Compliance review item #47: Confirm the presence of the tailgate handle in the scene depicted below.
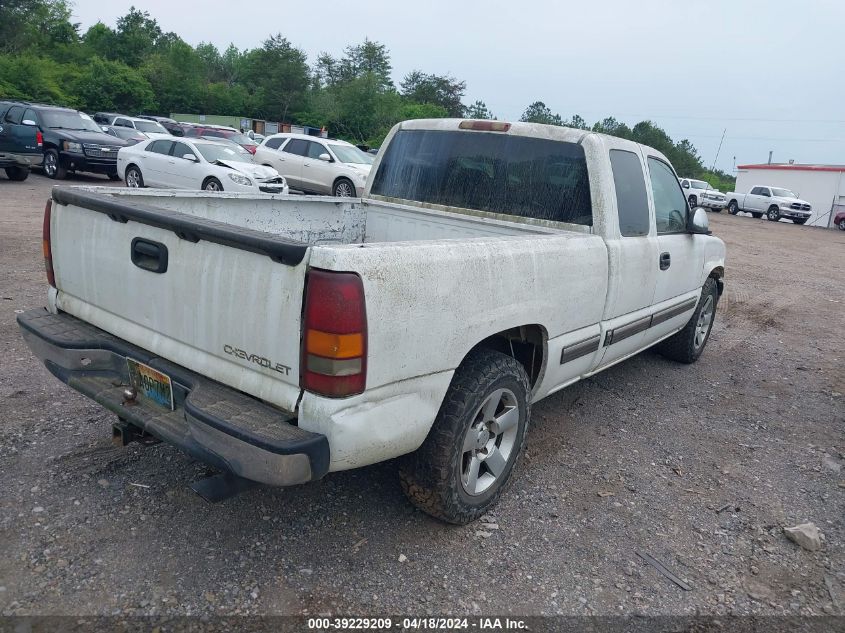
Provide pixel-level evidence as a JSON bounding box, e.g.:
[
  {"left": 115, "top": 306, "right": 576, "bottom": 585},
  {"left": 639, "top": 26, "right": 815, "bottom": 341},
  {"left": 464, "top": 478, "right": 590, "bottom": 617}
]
[{"left": 131, "top": 238, "right": 168, "bottom": 273}]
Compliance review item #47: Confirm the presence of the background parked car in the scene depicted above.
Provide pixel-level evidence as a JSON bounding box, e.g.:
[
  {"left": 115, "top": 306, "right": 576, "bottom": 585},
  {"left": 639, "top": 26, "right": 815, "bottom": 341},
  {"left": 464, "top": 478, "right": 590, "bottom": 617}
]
[
  {"left": 23, "top": 103, "right": 125, "bottom": 180},
  {"left": 97, "top": 115, "right": 171, "bottom": 137},
  {"left": 198, "top": 135, "right": 254, "bottom": 159},
  {"left": 255, "top": 133, "right": 374, "bottom": 196},
  {"left": 136, "top": 115, "right": 182, "bottom": 135},
  {"left": 118, "top": 137, "right": 288, "bottom": 194},
  {"left": 0, "top": 100, "right": 43, "bottom": 181},
  {"left": 834, "top": 210, "right": 845, "bottom": 230},
  {"left": 183, "top": 124, "right": 257, "bottom": 154},
  {"left": 101, "top": 125, "right": 148, "bottom": 146}
]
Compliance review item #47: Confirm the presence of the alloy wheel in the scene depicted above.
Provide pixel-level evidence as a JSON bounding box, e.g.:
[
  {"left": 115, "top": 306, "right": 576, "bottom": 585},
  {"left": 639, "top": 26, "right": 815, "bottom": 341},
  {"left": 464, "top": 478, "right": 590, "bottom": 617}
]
[{"left": 460, "top": 388, "right": 520, "bottom": 496}]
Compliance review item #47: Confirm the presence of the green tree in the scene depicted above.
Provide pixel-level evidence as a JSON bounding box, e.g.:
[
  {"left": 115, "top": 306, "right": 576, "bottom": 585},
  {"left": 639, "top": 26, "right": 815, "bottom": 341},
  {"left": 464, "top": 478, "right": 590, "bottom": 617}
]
[
  {"left": 465, "top": 100, "right": 494, "bottom": 119},
  {"left": 520, "top": 101, "right": 562, "bottom": 126},
  {"left": 240, "top": 34, "right": 309, "bottom": 121},
  {"left": 591, "top": 116, "right": 632, "bottom": 139},
  {"left": 73, "top": 57, "right": 154, "bottom": 112},
  {"left": 400, "top": 71, "right": 466, "bottom": 117},
  {"left": 112, "top": 7, "right": 162, "bottom": 66},
  {"left": 143, "top": 37, "right": 205, "bottom": 114},
  {"left": 0, "top": 0, "right": 78, "bottom": 56}
]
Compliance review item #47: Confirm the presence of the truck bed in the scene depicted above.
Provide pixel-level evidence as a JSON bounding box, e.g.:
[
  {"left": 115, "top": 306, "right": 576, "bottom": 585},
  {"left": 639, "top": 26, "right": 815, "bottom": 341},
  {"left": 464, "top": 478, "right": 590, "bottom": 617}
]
[{"left": 69, "top": 186, "right": 563, "bottom": 246}]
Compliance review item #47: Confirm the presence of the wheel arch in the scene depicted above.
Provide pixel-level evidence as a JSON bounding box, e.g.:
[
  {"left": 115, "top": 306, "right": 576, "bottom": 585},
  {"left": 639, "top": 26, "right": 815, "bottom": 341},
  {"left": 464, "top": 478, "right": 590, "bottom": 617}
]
[
  {"left": 708, "top": 266, "right": 725, "bottom": 296},
  {"left": 464, "top": 324, "right": 548, "bottom": 391}
]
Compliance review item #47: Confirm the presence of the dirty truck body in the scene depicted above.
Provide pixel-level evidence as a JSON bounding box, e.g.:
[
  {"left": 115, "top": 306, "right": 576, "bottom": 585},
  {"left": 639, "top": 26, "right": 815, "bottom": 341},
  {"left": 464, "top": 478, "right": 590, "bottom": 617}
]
[{"left": 18, "top": 119, "right": 726, "bottom": 523}]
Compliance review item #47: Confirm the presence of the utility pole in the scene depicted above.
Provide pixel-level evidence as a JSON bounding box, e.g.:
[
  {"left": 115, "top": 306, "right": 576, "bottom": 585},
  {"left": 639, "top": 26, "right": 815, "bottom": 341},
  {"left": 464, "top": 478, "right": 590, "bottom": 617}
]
[
  {"left": 710, "top": 128, "right": 727, "bottom": 172},
  {"left": 768, "top": 150, "right": 773, "bottom": 165}
]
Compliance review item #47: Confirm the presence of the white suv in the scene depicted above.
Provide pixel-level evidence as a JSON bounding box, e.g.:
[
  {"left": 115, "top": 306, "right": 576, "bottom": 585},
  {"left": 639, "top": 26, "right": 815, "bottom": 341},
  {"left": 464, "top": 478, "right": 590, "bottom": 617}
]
[{"left": 255, "top": 133, "right": 374, "bottom": 196}]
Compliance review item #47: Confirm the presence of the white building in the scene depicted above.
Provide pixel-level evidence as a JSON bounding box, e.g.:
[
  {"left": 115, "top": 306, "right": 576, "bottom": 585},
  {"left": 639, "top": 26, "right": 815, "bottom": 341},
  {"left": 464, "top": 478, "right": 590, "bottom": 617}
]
[{"left": 735, "top": 163, "right": 845, "bottom": 228}]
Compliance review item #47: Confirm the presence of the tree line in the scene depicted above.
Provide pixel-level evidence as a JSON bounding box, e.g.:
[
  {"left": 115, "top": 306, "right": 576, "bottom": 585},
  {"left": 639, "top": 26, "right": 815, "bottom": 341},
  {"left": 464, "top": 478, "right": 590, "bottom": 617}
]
[{"left": 0, "top": 0, "right": 733, "bottom": 190}]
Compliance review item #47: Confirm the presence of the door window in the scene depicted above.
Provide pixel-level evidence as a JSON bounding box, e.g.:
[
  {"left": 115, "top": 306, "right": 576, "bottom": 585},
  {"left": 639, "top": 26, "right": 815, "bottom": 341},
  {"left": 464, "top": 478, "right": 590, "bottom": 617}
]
[
  {"left": 647, "top": 157, "right": 688, "bottom": 234},
  {"left": 147, "top": 140, "right": 174, "bottom": 154},
  {"left": 610, "top": 149, "right": 650, "bottom": 237},
  {"left": 264, "top": 137, "right": 284, "bottom": 150},
  {"left": 172, "top": 142, "right": 195, "bottom": 160},
  {"left": 23, "top": 108, "right": 37, "bottom": 124},
  {"left": 306, "top": 141, "right": 328, "bottom": 160},
  {"left": 282, "top": 139, "right": 308, "bottom": 156},
  {"left": 750, "top": 186, "right": 762, "bottom": 195},
  {"left": 4, "top": 106, "right": 24, "bottom": 124}
]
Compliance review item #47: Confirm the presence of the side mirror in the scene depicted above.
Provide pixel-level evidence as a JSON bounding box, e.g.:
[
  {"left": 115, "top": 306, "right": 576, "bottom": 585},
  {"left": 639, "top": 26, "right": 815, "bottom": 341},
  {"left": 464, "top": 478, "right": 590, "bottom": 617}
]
[
  {"left": 318, "top": 153, "right": 332, "bottom": 162},
  {"left": 22, "top": 119, "right": 37, "bottom": 126},
  {"left": 688, "top": 207, "right": 710, "bottom": 234},
  {"left": 682, "top": 182, "right": 690, "bottom": 189},
  {"left": 183, "top": 153, "right": 198, "bottom": 161}
]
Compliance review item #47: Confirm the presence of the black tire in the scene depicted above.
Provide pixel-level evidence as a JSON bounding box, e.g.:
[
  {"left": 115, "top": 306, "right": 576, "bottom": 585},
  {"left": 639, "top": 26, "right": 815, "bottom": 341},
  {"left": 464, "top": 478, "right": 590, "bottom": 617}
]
[
  {"left": 688, "top": 195, "right": 697, "bottom": 208},
  {"left": 43, "top": 148, "right": 67, "bottom": 180},
  {"left": 655, "top": 277, "right": 718, "bottom": 364},
  {"left": 751, "top": 212, "right": 763, "bottom": 219},
  {"left": 792, "top": 218, "right": 807, "bottom": 225},
  {"left": 4, "top": 166, "right": 29, "bottom": 181},
  {"left": 125, "top": 165, "right": 144, "bottom": 188},
  {"left": 399, "top": 349, "right": 531, "bottom": 524},
  {"left": 332, "top": 177, "right": 355, "bottom": 197},
  {"left": 766, "top": 206, "right": 780, "bottom": 221},
  {"left": 838, "top": 219, "right": 845, "bottom": 231},
  {"left": 728, "top": 200, "right": 739, "bottom": 215},
  {"left": 203, "top": 177, "right": 223, "bottom": 191}
]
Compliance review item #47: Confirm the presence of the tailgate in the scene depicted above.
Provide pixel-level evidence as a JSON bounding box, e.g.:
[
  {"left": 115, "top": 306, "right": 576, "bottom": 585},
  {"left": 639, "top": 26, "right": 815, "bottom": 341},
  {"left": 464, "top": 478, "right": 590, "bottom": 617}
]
[{"left": 49, "top": 188, "right": 309, "bottom": 412}]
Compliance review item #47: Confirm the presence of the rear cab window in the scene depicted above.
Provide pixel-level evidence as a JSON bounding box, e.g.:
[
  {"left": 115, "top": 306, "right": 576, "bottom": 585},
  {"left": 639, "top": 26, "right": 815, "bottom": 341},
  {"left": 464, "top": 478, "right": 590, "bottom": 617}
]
[
  {"left": 370, "top": 129, "right": 593, "bottom": 226},
  {"left": 609, "top": 150, "right": 650, "bottom": 237}
]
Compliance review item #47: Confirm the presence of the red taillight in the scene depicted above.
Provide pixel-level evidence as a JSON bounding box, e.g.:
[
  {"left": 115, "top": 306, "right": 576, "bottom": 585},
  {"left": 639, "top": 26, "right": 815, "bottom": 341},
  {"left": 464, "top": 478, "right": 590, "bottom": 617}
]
[
  {"left": 301, "top": 269, "right": 367, "bottom": 397},
  {"left": 36, "top": 130, "right": 43, "bottom": 147},
  {"left": 246, "top": 145, "right": 257, "bottom": 154},
  {"left": 43, "top": 199, "right": 55, "bottom": 287}
]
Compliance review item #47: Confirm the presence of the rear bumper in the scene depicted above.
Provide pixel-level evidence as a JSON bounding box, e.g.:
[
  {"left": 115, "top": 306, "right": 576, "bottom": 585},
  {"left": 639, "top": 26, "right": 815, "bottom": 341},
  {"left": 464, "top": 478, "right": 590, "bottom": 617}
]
[{"left": 16, "top": 308, "right": 330, "bottom": 487}]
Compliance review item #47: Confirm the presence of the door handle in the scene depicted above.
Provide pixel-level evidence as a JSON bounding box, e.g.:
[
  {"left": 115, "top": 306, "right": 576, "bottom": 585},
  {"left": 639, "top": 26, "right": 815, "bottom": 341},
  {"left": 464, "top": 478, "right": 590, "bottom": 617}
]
[
  {"left": 659, "top": 252, "right": 671, "bottom": 270},
  {"left": 131, "top": 238, "right": 168, "bottom": 273}
]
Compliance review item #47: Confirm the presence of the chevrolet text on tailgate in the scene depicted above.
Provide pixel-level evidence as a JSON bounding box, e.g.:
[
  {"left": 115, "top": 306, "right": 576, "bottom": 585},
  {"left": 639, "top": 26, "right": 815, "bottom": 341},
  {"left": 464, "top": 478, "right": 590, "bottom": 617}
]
[{"left": 19, "top": 119, "right": 726, "bottom": 524}]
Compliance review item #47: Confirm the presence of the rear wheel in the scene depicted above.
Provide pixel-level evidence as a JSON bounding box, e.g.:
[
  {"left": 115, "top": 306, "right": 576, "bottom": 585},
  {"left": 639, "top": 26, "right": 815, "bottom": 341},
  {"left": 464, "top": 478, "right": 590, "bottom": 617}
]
[
  {"left": 203, "top": 177, "right": 223, "bottom": 191},
  {"left": 656, "top": 277, "right": 718, "bottom": 364},
  {"left": 125, "top": 165, "right": 144, "bottom": 188},
  {"left": 751, "top": 212, "right": 763, "bottom": 219},
  {"left": 728, "top": 200, "right": 739, "bottom": 215},
  {"left": 4, "top": 166, "right": 28, "bottom": 181},
  {"left": 399, "top": 348, "right": 530, "bottom": 524},
  {"left": 839, "top": 219, "right": 845, "bottom": 231},
  {"left": 43, "top": 149, "right": 67, "bottom": 180},
  {"left": 332, "top": 178, "right": 355, "bottom": 197},
  {"left": 767, "top": 206, "right": 780, "bottom": 221}
]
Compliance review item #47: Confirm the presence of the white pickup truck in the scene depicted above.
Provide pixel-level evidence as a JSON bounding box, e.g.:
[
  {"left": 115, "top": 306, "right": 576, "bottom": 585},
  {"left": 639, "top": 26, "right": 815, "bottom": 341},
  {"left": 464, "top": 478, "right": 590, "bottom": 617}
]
[
  {"left": 18, "top": 119, "right": 726, "bottom": 524},
  {"left": 726, "top": 185, "right": 812, "bottom": 223},
  {"left": 679, "top": 177, "right": 726, "bottom": 212}
]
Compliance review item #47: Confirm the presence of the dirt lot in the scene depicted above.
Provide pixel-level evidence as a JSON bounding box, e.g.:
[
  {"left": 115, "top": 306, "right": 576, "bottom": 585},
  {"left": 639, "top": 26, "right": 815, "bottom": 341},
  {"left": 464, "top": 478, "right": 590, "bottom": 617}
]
[{"left": 0, "top": 170, "right": 843, "bottom": 619}]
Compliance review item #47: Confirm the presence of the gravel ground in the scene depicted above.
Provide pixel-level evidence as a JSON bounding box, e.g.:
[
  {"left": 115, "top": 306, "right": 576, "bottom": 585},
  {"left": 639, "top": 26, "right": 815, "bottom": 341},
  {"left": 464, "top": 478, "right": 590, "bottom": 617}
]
[{"left": 0, "top": 171, "right": 843, "bottom": 618}]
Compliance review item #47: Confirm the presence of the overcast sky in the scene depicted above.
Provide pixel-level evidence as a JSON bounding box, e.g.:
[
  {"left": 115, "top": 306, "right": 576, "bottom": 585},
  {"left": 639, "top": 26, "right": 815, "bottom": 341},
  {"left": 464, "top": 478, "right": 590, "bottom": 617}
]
[{"left": 70, "top": 0, "right": 844, "bottom": 173}]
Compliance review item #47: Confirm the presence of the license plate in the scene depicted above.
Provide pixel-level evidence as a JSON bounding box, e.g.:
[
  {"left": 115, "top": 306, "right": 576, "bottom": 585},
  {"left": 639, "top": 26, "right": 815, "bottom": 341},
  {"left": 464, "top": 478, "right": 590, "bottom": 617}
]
[{"left": 126, "top": 358, "right": 174, "bottom": 410}]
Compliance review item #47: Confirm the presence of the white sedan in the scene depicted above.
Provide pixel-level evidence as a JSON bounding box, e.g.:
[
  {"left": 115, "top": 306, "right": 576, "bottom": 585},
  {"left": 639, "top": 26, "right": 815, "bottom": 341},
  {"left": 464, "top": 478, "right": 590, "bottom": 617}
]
[{"left": 117, "top": 138, "right": 289, "bottom": 194}]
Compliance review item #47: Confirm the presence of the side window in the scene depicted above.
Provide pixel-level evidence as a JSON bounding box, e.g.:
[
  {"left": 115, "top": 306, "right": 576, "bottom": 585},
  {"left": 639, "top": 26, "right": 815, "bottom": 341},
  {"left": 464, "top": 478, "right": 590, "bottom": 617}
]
[
  {"left": 760, "top": 188, "right": 770, "bottom": 197},
  {"left": 283, "top": 139, "right": 308, "bottom": 156},
  {"left": 147, "top": 140, "right": 174, "bottom": 154},
  {"left": 23, "top": 108, "right": 37, "bottom": 124},
  {"left": 5, "top": 106, "right": 24, "bottom": 124},
  {"left": 306, "top": 141, "right": 327, "bottom": 159},
  {"left": 172, "top": 142, "right": 195, "bottom": 159},
  {"left": 750, "top": 186, "right": 761, "bottom": 195},
  {"left": 647, "top": 157, "right": 688, "bottom": 234},
  {"left": 264, "top": 137, "right": 283, "bottom": 150},
  {"left": 610, "top": 150, "right": 650, "bottom": 237}
]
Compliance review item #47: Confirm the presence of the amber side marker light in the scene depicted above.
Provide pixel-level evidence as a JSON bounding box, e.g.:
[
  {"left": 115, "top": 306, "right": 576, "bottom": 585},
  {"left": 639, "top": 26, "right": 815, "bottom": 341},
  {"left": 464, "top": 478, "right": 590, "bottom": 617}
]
[{"left": 459, "top": 120, "right": 511, "bottom": 132}]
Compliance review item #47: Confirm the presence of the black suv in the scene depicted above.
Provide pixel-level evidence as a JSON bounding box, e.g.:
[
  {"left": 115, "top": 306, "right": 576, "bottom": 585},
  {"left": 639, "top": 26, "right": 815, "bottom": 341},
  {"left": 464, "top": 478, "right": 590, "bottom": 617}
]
[
  {"left": 0, "top": 101, "right": 43, "bottom": 181},
  {"left": 20, "top": 103, "right": 126, "bottom": 180}
]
